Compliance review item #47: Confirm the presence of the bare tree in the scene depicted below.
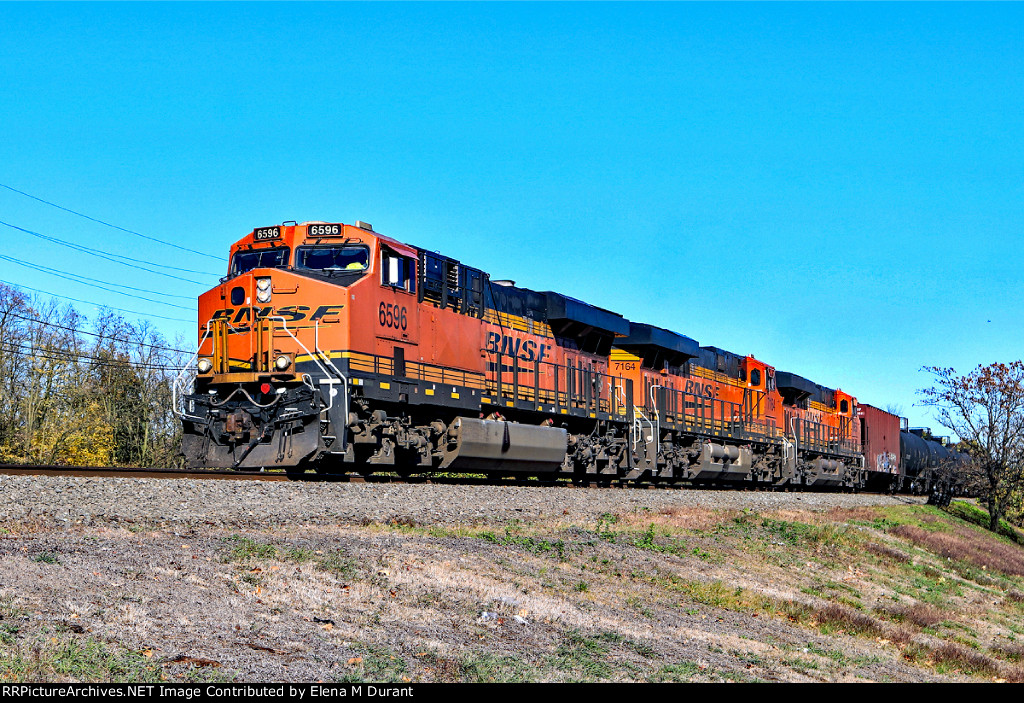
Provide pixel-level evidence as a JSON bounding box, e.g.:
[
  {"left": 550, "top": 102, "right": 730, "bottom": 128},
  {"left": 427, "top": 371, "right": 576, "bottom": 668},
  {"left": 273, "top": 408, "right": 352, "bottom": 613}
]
[
  {"left": 921, "top": 363, "right": 1024, "bottom": 531},
  {"left": 884, "top": 403, "right": 905, "bottom": 418}
]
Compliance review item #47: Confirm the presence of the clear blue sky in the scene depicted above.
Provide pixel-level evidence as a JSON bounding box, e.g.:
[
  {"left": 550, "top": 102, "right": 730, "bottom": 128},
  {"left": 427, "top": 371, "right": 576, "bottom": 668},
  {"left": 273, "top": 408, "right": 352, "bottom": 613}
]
[{"left": 2, "top": 3, "right": 1022, "bottom": 433}]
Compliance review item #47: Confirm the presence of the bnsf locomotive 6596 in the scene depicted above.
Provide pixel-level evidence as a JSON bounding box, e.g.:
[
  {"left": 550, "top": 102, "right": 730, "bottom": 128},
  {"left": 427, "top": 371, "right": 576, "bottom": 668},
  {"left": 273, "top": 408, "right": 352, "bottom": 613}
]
[{"left": 176, "top": 220, "right": 960, "bottom": 491}]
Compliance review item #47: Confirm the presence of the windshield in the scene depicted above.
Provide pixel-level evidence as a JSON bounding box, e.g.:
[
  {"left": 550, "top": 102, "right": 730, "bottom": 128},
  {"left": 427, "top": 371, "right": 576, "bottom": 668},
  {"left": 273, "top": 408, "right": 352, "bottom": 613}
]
[
  {"left": 231, "top": 247, "right": 290, "bottom": 276},
  {"left": 296, "top": 245, "right": 370, "bottom": 272}
]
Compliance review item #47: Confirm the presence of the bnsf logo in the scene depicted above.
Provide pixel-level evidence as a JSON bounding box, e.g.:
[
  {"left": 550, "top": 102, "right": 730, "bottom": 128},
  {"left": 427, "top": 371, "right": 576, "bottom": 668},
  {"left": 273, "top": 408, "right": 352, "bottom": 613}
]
[
  {"left": 684, "top": 380, "right": 719, "bottom": 398},
  {"left": 210, "top": 305, "right": 344, "bottom": 324},
  {"left": 485, "top": 332, "right": 549, "bottom": 363}
]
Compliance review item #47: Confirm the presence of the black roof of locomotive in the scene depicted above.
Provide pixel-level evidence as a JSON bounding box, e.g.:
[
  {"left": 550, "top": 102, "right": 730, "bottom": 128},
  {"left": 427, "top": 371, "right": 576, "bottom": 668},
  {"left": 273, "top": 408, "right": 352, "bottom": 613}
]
[
  {"left": 617, "top": 322, "right": 700, "bottom": 369},
  {"left": 543, "top": 291, "right": 629, "bottom": 337},
  {"left": 776, "top": 371, "right": 816, "bottom": 398},
  {"left": 619, "top": 323, "right": 699, "bottom": 355},
  {"left": 697, "top": 346, "right": 743, "bottom": 379},
  {"left": 484, "top": 279, "right": 628, "bottom": 355},
  {"left": 776, "top": 371, "right": 838, "bottom": 407}
]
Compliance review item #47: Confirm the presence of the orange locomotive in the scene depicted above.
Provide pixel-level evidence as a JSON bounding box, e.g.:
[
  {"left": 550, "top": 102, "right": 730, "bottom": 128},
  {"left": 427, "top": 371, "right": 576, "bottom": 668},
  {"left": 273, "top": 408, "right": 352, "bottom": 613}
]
[{"left": 177, "top": 220, "right": 863, "bottom": 486}]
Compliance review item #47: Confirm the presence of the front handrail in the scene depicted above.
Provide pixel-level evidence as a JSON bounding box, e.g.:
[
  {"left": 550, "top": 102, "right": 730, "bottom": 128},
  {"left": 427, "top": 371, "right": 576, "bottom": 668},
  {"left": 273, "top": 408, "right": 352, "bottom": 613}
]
[
  {"left": 172, "top": 320, "right": 212, "bottom": 421},
  {"left": 266, "top": 317, "right": 345, "bottom": 414}
]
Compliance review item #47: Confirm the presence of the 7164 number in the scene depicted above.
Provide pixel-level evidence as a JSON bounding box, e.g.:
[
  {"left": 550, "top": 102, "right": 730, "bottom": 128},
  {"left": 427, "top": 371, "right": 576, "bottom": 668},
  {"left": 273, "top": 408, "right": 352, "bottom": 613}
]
[{"left": 379, "top": 303, "right": 407, "bottom": 330}]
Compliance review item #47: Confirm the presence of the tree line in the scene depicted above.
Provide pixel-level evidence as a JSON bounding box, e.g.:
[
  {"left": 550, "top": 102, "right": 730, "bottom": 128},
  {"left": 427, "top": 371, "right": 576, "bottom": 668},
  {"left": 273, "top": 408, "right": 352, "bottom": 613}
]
[{"left": 0, "top": 283, "right": 189, "bottom": 467}]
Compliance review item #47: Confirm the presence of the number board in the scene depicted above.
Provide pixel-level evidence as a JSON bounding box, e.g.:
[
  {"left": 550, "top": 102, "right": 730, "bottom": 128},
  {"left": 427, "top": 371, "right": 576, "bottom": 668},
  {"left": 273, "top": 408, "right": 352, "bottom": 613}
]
[
  {"left": 308, "top": 223, "right": 342, "bottom": 237},
  {"left": 254, "top": 226, "right": 281, "bottom": 241}
]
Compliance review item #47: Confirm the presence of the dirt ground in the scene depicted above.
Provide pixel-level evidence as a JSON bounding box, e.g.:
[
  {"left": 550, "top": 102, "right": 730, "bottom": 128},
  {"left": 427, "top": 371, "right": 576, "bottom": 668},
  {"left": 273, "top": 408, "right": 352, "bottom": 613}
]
[{"left": 2, "top": 495, "right": 1023, "bottom": 683}]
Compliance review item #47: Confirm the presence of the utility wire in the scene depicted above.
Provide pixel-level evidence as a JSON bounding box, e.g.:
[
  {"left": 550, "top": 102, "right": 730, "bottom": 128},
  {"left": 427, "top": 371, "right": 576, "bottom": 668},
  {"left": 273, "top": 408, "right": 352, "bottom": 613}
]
[
  {"left": 0, "top": 181, "right": 222, "bottom": 261},
  {"left": 0, "top": 220, "right": 219, "bottom": 283},
  {"left": 4, "top": 282, "right": 194, "bottom": 323},
  {"left": 0, "top": 255, "right": 194, "bottom": 308},
  {"left": 0, "top": 342, "right": 184, "bottom": 372},
  {"left": 1, "top": 310, "right": 192, "bottom": 354},
  {"left": 3, "top": 339, "right": 183, "bottom": 366}
]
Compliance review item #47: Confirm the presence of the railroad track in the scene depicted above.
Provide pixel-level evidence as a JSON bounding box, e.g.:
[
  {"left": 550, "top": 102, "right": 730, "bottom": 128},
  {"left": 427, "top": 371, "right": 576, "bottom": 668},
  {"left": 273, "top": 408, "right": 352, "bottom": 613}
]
[
  {"left": 0, "top": 464, "right": 296, "bottom": 481},
  {"left": 0, "top": 464, "right": 913, "bottom": 496},
  {"left": 0, "top": 464, "right": 596, "bottom": 487},
  {"left": 0, "top": 464, "right": 515, "bottom": 485}
]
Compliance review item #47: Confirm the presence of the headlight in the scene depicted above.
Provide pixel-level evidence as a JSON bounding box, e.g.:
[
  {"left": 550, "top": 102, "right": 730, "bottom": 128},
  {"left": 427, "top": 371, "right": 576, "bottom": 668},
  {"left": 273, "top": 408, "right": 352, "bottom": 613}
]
[
  {"left": 275, "top": 355, "right": 292, "bottom": 371},
  {"left": 256, "top": 277, "right": 272, "bottom": 303},
  {"left": 197, "top": 359, "right": 213, "bottom": 373}
]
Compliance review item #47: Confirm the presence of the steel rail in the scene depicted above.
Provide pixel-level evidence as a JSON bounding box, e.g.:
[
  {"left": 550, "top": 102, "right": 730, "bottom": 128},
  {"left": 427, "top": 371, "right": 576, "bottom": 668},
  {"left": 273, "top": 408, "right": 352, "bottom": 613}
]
[
  {"left": 0, "top": 463, "right": 913, "bottom": 496},
  {"left": 0, "top": 464, "right": 294, "bottom": 481}
]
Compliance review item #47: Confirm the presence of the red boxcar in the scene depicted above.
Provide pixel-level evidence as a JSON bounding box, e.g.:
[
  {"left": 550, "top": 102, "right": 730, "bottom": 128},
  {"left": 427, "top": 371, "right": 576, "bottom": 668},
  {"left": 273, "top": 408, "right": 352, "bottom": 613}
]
[{"left": 858, "top": 404, "right": 901, "bottom": 491}]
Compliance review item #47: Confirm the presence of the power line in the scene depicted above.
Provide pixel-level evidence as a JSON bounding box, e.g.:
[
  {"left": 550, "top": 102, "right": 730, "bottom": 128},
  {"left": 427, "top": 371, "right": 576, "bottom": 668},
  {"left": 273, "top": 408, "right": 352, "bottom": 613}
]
[
  {"left": 0, "top": 220, "right": 219, "bottom": 283},
  {"left": 5, "top": 281, "right": 194, "bottom": 323},
  {"left": 0, "top": 255, "right": 194, "bottom": 309},
  {"left": 0, "top": 181, "right": 223, "bottom": 261},
  {"left": 1, "top": 341, "right": 185, "bottom": 372},
  {"left": 0, "top": 255, "right": 193, "bottom": 299},
  {"left": 1, "top": 310, "right": 192, "bottom": 354}
]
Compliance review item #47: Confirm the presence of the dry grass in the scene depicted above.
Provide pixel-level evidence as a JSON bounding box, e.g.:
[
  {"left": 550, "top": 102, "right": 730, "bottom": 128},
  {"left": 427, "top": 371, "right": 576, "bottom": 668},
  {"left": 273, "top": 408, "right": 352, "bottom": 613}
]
[
  {"left": 890, "top": 524, "right": 1024, "bottom": 576},
  {"left": 616, "top": 507, "right": 738, "bottom": 531},
  {"left": 812, "top": 603, "right": 908, "bottom": 643},
  {"left": 0, "top": 516, "right": 54, "bottom": 536},
  {"left": 1004, "top": 590, "right": 1024, "bottom": 603},
  {"left": 823, "top": 507, "right": 886, "bottom": 523},
  {"left": 901, "top": 641, "right": 1024, "bottom": 683},
  {"left": 932, "top": 643, "right": 1010, "bottom": 679},
  {"left": 874, "top": 603, "right": 947, "bottom": 628},
  {"left": 864, "top": 541, "right": 913, "bottom": 564},
  {"left": 991, "top": 642, "right": 1024, "bottom": 663}
]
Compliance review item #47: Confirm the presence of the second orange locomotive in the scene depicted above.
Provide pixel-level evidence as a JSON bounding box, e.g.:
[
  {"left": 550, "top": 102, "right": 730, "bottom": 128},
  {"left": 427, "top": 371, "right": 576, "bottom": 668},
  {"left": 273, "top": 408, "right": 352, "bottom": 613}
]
[{"left": 179, "top": 220, "right": 863, "bottom": 487}]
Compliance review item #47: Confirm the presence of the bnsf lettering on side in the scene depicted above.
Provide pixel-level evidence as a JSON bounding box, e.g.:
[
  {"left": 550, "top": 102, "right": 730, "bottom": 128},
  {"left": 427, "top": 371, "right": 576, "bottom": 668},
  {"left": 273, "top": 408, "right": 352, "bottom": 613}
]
[{"left": 485, "top": 332, "right": 549, "bottom": 363}]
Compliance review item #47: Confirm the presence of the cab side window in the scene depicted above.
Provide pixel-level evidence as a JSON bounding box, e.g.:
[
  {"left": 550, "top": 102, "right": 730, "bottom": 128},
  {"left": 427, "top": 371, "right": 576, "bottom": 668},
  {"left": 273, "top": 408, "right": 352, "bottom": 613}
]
[
  {"left": 750, "top": 369, "right": 761, "bottom": 387},
  {"left": 382, "top": 251, "right": 416, "bottom": 294}
]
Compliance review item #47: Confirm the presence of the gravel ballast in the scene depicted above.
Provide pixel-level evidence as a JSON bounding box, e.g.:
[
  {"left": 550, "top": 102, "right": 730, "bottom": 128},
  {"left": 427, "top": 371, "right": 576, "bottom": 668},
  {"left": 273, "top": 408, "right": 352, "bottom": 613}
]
[{"left": 0, "top": 475, "right": 924, "bottom": 528}]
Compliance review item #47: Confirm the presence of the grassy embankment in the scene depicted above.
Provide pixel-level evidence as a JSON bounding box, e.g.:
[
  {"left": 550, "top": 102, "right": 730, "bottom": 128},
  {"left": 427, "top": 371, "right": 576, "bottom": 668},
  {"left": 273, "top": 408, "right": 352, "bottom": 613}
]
[{"left": 2, "top": 498, "right": 1023, "bottom": 683}]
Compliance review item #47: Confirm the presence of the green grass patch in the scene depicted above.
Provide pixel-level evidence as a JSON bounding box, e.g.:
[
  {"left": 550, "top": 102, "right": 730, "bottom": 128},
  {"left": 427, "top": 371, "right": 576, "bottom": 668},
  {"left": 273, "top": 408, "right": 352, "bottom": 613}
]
[
  {"left": 595, "top": 513, "right": 619, "bottom": 542},
  {"left": 945, "top": 500, "right": 1024, "bottom": 545},
  {"left": 547, "top": 630, "right": 616, "bottom": 681},
  {"left": 455, "top": 652, "right": 537, "bottom": 683},
  {"left": 478, "top": 531, "right": 569, "bottom": 560},
  {"left": 219, "top": 536, "right": 356, "bottom": 578},
  {"left": 338, "top": 643, "right": 409, "bottom": 683},
  {"left": 314, "top": 550, "right": 358, "bottom": 578},
  {"left": 0, "top": 632, "right": 172, "bottom": 683},
  {"left": 758, "top": 517, "right": 853, "bottom": 549},
  {"left": 648, "top": 661, "right": 700, "bottom": 682},
  {"left": 0, "top": 624, "right": 19, "bottom": 645},
  {"left": 221, "top": 535, "right": 277, "bottom": 562}
]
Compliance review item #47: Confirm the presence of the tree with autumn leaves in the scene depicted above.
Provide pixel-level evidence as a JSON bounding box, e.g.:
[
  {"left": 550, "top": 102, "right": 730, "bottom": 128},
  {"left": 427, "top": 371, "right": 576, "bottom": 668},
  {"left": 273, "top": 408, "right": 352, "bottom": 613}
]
[
  {"left": 0, "top": 283, "right": 188, "bottom": 468},
  {"left": 921, "top": 362, "right": 1024, "bottom": 533}
]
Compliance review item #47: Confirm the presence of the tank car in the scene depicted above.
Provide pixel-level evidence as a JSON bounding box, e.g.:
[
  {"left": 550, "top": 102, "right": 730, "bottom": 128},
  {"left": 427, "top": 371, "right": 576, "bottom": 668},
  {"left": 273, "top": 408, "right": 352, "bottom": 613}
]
[{"left": 175, "top": 220, "right": 875, "bottom": 487}]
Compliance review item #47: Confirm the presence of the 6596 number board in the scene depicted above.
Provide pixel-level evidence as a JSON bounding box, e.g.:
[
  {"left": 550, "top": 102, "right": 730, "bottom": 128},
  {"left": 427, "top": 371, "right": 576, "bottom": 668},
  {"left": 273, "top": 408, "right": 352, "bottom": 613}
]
[
  {"left": 253, "top": 226, "right": 281, "bottom": 241},
  {"left": 308, "top": 223, "right": 342, "bottom": 237}
]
